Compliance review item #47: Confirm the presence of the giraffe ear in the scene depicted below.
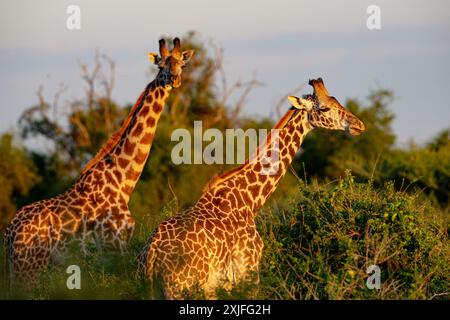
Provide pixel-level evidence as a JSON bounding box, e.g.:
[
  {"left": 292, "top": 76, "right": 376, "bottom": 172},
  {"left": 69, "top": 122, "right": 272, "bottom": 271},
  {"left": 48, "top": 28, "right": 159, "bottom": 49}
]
[
  {"left": 148, "top": 52, "right": 160, "bottom": 65},
  {"left": 288, "top": 96, "right": 304, "bottom": 109},
  {"left": 288, "top": 95, "right": 313, "bottom": 111},
  {"left": 181, "top": 50, "right": 194, "bottom": 63}
]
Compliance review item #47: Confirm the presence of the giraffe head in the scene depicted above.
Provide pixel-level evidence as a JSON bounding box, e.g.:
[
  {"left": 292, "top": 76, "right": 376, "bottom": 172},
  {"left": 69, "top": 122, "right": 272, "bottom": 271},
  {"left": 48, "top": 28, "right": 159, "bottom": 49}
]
[
  {"left": 288, "top": 78, "right": 365, "bottom": 136},
  {"left": 148, "top": 37, "right": 194, "bottom": 88}
]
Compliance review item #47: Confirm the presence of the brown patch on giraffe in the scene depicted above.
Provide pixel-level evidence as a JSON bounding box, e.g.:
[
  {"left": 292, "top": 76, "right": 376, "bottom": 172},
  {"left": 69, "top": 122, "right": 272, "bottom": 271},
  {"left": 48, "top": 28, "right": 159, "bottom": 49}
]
[
  {"left": 146, "top": 116, "right": 156, "bottom": 127},
  {"left": 72, "top": 198, "right": 87, "bottom": 207},
  {"left": 228, "top": 193, "right": 237, "bottom": 207},
  {"left": 124, "top": 140, "right": 136, "bottom": 156},
  {"left": 113, "top": 169, "right": 122, "bottom": 181},
  {"left": 139, "top": 106, "right": 150, "bottom": 117},
  {"left": 242, "top": 191, "right": 252, "bottom": 206},
  {"left": 258, "top": 171, "right": 268, "bottom": 183},
  {"left": 178, "top": 229, "right": 187, "bottom": 240},
  {"left": 112, "top": 208, "right": 124, "bottom": 220},
  {"left": 152, "top": 102, "right": 163, "bottom": 113},
  {"left": 247, "top": 171, "right": 257, "bottom": 184},
  {"left": 288, "top": 144, "right": 296, "bottom": 156},
  {"left": 75, "top": 183, "right": 87, "bottom": 196},
  {"left": 283, "top": 156, "right": 291, "bottom": 169},
  {"left": 104, "top": 187, "right": 118, "bottom": 203},
  {"left": 105, "top": 171, "right": 119, "bottom": 188},
  {"left": 278, "top": 139, "right": 285, "bottom": 150},
  {"left": 92, "top": 173, "right": 103, "bottom": 190},
  {"left": 292, "top": 130, "right": 301, "bottom": 142},
  {"left": 118, "top": 157, "right": 130, "bottom": 169},
  {"left": 135, "top": 148, "right": 148, "bottom": 165},
  {"left": 122, "top": 185, "right": 133, "bottom": 195},
  {"left": 218, "top": 200, "right": 231, "bottom": 213},
  {"left": 237, "top": 228, "right": 246, "bottom": 237},
  {"left": 197, "top": 230, "right": 206, "bottom": 243},
  {"left": 96, "top": 161, "right": 105, "bottom": 171},
  {"left": 299, "top": 124, "right": 304, "bottom": 134},
  {"left": 126, "top": 168, "right": 141, "bottom": 181},
  {"left": 120, "top": 201, "right": 128, "bottom": 212},
  {"left": 204, "top": 220, "right": 214, "bottom": 233},
  {"left": 284, "top": 134, "right": 292, "bottom": 145},
  {"left": 212, "top": 196, "right": 222, "bottom": 207},
  {"left": 214, "top": 228, "right": 224, "bottom": 241},
  {"left": 89, "top": 193, "right": 105, "bottom": 206},
  {"left": 262, "top": 182, "right": 272, "bottom": 197},
  {"left": 233, "top": 189, "right": 245, "bottom": 207},
  {"left": 248, "top": 184, "right": 261, "bottom": 198},
  {"left": 235, "top": 176, "right": 247, "bottom": 189},
  {"left": 132, "top": 122, "right": 144, "bottom": 137},
  {"left": 187, "top": 232, "right": 198, "bottom": 242},
  {"left": 146, "top": 95, "right": 153, "bottom": 104},
  {"left": 154, "top": 89, "right": 160, "bottom": 99},
  {"left": 140, "top": 132, "right": 154, "bottom": 145}
]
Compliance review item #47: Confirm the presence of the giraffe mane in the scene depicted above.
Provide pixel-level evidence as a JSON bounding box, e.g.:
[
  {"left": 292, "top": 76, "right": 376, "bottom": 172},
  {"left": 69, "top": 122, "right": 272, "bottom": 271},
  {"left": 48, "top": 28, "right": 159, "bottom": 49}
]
[
  {"left": 80, "top": 91, "right": 146, "bottom": 175},
  {"left": 202, "top": 166, "right": 242, "bottom": 193},
  {"left": 203, "top": 107, "right": 298, "bottom": 192}
]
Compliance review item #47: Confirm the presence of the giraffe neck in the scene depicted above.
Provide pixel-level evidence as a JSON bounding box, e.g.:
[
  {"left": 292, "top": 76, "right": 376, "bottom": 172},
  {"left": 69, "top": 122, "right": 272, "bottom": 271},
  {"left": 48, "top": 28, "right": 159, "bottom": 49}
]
[
  {"left": 205, "top": 108, "right": 312, "bottom": 216},
  {"left": 75, "top": 78, "right": 171, "bottom": 204}
]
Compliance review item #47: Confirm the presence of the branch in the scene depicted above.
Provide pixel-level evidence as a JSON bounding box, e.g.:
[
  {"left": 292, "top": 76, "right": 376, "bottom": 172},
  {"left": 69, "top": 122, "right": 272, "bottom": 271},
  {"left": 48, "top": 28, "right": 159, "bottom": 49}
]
[{"left": 275, "top": 84, "right": 306, "bottom": 118}]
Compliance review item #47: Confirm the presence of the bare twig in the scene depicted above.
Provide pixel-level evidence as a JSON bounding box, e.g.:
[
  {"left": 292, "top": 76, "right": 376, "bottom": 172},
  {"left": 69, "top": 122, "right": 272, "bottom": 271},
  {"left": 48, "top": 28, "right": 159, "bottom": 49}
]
[
  {"left": 79, "top": 50, "right": 102, "bottom": 110},
  {"left": 229, "top": 77, "right": 264, "bottom": 125},
  {"left": 275, "top": 84, "right": 306, "bottom": 118}
]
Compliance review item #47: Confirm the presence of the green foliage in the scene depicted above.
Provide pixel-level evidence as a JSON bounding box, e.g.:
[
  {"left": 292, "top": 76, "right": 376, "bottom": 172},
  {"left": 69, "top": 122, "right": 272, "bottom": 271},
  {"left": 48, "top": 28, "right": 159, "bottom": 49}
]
[
  {"left": 257, "top": 173, "right": 449, "bottom": 299},
  {"left": 378, "top": 131, "right": 450, "bottom": 209},
  {"left": 0, "top": 133, "right": 40, "bottom": 229}
]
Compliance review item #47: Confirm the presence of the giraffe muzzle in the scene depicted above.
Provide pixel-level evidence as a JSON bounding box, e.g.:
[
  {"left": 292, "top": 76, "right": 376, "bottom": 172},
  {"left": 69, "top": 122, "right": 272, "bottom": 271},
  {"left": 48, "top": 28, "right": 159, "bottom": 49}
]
[{"left": 348, "top": 120, "right": 366, "bottom": 136}]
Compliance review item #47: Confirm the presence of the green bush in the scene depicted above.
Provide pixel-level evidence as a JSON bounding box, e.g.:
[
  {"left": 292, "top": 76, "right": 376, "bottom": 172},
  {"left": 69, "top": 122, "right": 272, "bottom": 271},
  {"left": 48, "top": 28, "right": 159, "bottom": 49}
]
[
  {"left": 257, "top": 172, "right": 449, "bottom": 299},
  {"left": 378, "top": 131, "right": 450, "bottom": 209}
]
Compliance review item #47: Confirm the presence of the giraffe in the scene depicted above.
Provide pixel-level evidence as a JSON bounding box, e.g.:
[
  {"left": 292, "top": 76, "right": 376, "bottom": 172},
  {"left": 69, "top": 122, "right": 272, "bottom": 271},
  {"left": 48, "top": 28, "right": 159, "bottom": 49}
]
[
  {"left": 138, "top": 78, "right": 366, "bottom": 299},
  {"left": 4, "top": 37, "right": 194, "bottom": 285}
]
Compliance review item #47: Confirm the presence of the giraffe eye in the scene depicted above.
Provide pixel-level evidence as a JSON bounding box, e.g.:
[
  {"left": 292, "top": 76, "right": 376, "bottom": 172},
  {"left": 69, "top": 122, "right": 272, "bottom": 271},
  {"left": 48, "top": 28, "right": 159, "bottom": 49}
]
[{"left": 320, "top": 106, "right": 330, "bottom": 112}]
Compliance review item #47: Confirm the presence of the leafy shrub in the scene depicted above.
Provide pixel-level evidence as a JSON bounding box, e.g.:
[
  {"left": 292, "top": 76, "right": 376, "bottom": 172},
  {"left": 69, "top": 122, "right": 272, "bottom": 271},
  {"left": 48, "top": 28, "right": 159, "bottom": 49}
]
[{"left": 257, "top": 172, "right": 449, "bottom": 299}]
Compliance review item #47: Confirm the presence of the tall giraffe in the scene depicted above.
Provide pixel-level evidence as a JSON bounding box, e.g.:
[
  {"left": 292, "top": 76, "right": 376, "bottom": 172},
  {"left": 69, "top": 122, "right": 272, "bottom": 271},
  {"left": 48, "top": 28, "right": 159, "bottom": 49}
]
[
  {"left": 138, "top": 78, "right": 366, "bottom": 299},
  {"left": 4, "top": 38, "right": 194, "bottom": 284}
]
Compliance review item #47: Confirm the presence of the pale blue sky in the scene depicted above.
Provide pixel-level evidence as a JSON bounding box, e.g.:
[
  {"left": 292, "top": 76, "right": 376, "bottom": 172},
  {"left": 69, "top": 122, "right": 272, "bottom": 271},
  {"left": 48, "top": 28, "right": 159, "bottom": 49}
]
[{"left": 0, "top": 0, "right": 449, "bottom": 146}]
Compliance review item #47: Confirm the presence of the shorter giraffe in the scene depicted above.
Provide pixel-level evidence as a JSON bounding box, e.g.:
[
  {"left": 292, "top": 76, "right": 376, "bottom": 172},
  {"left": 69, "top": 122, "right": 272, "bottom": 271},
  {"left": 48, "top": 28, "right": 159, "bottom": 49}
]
[{"left": 138, "top": 78, "right": 366, "bottom": 299}]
